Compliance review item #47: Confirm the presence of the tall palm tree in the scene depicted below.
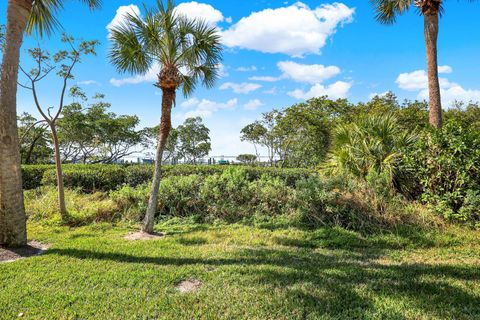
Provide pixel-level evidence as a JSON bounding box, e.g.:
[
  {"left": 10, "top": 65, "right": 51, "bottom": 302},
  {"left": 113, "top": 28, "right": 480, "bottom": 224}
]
[
  {"left": 109, "top": 0, "right": 222, "bottom": 234},
  {"left": 0, "top": 0, "right": 101, "bottom": 246},
  {"left": 370, "top": 0, "right": 446, "bottom": 128}
]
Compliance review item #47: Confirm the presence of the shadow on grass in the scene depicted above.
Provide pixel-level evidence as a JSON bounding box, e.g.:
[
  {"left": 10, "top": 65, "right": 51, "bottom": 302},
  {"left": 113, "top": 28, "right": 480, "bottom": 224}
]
[{"left": 46, "top": 244, "right": 480, "bottom": 319}]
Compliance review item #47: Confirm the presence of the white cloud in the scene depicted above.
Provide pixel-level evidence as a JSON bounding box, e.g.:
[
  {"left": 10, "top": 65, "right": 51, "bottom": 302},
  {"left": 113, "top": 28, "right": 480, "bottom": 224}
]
[
  {"left": 396, "top": 66, "right": 454, "bottom": 91},
  {"left": 174, "top": 1, "right": 225, "bottom": 25},
  {"left": 236, "top": 65, "right": 257, "bottom": 72},
  {"left": 249, "top": 75, "right": 284, "bottom": 82},
  {"left": 278, "top": 61, "right": 340, "bottom": 84},
  {"left": 181, "top": 97, "right": 238, "bottom": 118},
  {"left": 217, "top": 63, "right": 229, "bottom": 78},
  {"left": 438, "top": 65, "right": 453, "bottom": 74},
  {"left": 221, "top": 2, "right": 354, "bottom": 57},
  {"left": 243, "top": 99, "right": 264, "bottom": 110},
  {"left": 396, "top": 66, "right": 480, "bottom": 106},
  {"left": 288, "top": 81, "right": 352, "bottom": 100},
  {"left": 77, "top": 80, "right": 100, "bottom": 86},
  {"left": 368, "top": 92, "right": 389, "bottom": 100},
  {"left": 110, "top": 63, "right": 159, "bottom": 87},
  {"left": 263, "top": 87, "right": 278, "bottom": 95},
  {"left": 107, "top": 4, "right": 140, "bottom": 36},
  {"left": 220, "top": 82, "right": 262, "bottom": 94}
]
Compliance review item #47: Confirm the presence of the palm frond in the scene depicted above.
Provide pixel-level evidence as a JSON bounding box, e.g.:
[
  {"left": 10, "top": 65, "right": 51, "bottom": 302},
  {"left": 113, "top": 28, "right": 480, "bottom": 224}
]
[{"left": 370, "top": 0, "right": 413, "bottom": 24}]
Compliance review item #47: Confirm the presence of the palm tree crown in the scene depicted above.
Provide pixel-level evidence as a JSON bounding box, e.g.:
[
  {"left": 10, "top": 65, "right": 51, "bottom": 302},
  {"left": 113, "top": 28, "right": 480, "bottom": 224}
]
[
  {"left": 370, "top": 0, "right": 443, "bottom": 23},
  {"left": 108, "top": 0, "right": 222, "bottom": 97},
  {"left": 27, "top": 0, "right": 102, "bottom": 36}
]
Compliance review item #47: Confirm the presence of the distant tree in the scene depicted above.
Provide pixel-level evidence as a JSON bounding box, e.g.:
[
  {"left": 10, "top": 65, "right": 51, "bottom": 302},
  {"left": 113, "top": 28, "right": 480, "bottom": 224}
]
[
  {"left": 142, "top": 126, "right": 179, "bottom": 163},
  {"left": 177, "top": 117, "right": 211, "bottom": 164},
  {"left": 275, "top": 99, "right": 332, "bottom": 167},
  {"left": 18, "top": 35, "right": 98, "bottom": 219},
  {"left": 109, "top": 0, "right": 223, "bottom": 234},
  {"left": 18, "top": 113, "right": 52, "bottom": 164},
  {"left": 240, "top": 122, "right": 266, "bottom": 161},
  {"left": 241, "top": 111, "right": 282, "bottom": 166},
  {"left": 236, "top": 154, "right": 257, "bottom": 165},
  {"left": 58, "top": 93, "right": 144, "bottom": 164}
]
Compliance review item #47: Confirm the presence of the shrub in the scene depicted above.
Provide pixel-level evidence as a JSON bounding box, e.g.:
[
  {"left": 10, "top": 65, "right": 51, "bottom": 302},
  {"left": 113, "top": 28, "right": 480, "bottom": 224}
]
[
  {"left": 402, "top": 121, "right": 480, "bottom": 225},
  {"left": 23, "top": 164, "right": 315, "bottom": 192},
  {"left": 22, "top": 164, "right": 53, "bottom": 189},
  {"left": 42, "top": 165, "right": 127, "bottom": 192}
]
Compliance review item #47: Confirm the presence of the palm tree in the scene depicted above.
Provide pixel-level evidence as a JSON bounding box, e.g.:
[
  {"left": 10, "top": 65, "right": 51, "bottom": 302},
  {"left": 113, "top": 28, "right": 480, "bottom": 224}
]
[
  {"left": 328, "top": 114, "right": 418, "bottom": 185},
  {"left": 0, "top": 0, "right": 101, "bottom": 246},
  {"left": 109, "top": 0, "right": 222, "bottom": 234},
  {"left": 370, "top": 0, "right": 446, "bottom": 128}
]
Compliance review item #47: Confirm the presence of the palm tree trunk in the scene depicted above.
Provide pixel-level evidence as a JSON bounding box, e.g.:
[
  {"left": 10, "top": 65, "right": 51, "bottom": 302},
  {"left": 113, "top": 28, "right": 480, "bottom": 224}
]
[
  {"left": 142, "top": 88, "right": 174, "bottom": 234},
  {"left": 424, "top": 12, "right": 442, "bottom": 128},
  {"left": 50, "top": 124, "right": 68, "bottom": 220},
  {"left": 0, "top": 0, "right": 32, "bottom": 246}
]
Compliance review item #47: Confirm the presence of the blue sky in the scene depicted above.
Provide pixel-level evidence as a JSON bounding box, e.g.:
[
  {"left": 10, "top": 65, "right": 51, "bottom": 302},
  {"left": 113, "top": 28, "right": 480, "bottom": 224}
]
[{"left": 1, "top": 0, "right": 480, "bottom": 156}]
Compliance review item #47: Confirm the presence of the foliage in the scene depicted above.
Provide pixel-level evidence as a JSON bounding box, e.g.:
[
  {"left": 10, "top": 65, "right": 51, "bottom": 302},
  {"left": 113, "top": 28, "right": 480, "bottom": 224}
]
[
  {"left": 58, "top": 92, "right": 144, "bottom": 163},
  {"left": 108, "top": 0, "right": 222, "bottom": 97},
  {"left": 236, "top": 154, "right": 257, "bottom": 164},
  {"left": 25, "top": 187, "right": 116, "bottom": 226},
  {"left": 275, "top": 98, "right": 333, "bottom": 167},
  {"left": 176, "top": 117, "right": 211, "bottom": 163},
  {"left": 402, "top": 121, "right": 480, "bottom": 225},
  {"left": 327, "top": 113, "right": 418, "bottom": 190},
  {"left": 24, "top": 164, "right": 315, "bottom": 192},
  {"left": 18, "top": 112, "right": 52, "bottom": 164}
]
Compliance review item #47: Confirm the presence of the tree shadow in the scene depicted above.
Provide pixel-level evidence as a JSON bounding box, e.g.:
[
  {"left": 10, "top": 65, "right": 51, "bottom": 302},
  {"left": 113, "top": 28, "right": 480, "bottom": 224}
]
[{"left": 45, "top": 244, "right": 480, "bottom": 319}]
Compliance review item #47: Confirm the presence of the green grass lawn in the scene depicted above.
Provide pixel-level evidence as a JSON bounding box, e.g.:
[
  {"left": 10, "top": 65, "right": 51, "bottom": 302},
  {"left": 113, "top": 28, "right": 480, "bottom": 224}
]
[{"left": 1, "top": 220, "right": 479, "bottom": 319}]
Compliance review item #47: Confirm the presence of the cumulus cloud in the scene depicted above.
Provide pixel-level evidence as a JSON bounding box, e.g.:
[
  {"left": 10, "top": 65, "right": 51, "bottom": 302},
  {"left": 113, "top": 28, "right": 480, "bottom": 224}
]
[
  {"left": 236, "top": 65, "right": 258, "bottom": 72},
  {"left": 278, "top": 61, "right": 340, "bottom": 84},
  {"left": 107, "top": 4, "right": 140, "bottom": 36},
  {"left": 77, "top": 80, "right": 100, "bottom": 86},
  {"left": 249, "top": 61, "right": 341, "bottom": 84},
  {"left": 368, "top": 92, "right": 389, "bottom": 100},
  {"left": 110, "top": 63, "right": 159, "bottom": 87},
  {"left": 396, "top": 66, "right": 480, "bottom": 106},
  {"left": 288, "top": 81, "right": 352, "bottom": 100},
  {"left": 243, "top": 99, "right": 264, "bottom": 110},
  {"left": 221, "top": 2, "right": 354, "bottom": 57},
  {"left": 180, "top": 97, "right": 238, "bottom": 118},
  {"left": 220, "top": 82, "right": 262, "bottom": 94},
  {"left": 174, "top": 1, "right": 225, "bottom": 25},
  {"left": 249, "top": 75, "right": 283, "bottom": 82}
]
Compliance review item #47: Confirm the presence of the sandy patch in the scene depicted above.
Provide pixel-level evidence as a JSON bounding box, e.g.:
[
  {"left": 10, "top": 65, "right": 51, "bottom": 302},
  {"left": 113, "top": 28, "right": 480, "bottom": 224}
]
[
  {"left": 0, "top": 241, "right": 50, "bottom": 263},
  {"left": 176, "top": 279, "right": 202, "bottom": 293},
  {"left": 124, "top": 231, "right": 165, "bottom": 241}
]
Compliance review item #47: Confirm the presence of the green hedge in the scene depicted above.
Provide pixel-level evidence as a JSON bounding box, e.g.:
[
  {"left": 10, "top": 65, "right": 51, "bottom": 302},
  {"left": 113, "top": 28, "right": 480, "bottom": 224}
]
[{"left": 22, "top": 164, "right": 315, "bottom": 192}]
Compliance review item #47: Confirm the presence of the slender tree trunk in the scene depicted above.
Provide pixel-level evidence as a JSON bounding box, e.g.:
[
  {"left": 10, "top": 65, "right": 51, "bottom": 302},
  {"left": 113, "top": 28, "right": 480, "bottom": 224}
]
[
  {"left": 424, "top": 13, "right": 442, "bottom": 128},
  {"left": 0, "top": 0, "right": 32, "bottom": 247},
  {"left": 142, "top": 88, "right": 174, "bottom": 234},
  {"left": 24, "top": 134, "right": 42, "bottom": 164},
  {"left": 50, "top": 124, "right": 68, "bottom": 220}
]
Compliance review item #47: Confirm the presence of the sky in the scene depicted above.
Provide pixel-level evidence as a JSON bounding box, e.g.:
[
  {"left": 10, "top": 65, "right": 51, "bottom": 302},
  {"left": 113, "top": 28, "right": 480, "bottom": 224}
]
[{"left": 1, "top": 0, "right": 480, "bottom": 157}]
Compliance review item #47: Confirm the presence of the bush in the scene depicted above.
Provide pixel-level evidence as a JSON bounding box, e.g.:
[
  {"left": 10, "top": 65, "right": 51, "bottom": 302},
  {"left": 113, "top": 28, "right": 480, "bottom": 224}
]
[
  {"left": 402, "top": 121, "right": 480, "bottom": 225},
  {"left": 22, "top": 164, "right": 53, "bottom": 189},
  {"left": 23, "top": 164, "right": 314, "bottom": 192},
  {"left": 42, "top": 165, "right": 127, "bottom": 192}
]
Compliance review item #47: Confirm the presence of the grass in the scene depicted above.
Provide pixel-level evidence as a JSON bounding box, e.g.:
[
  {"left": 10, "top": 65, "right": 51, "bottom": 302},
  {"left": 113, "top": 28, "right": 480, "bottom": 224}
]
[{"left": 1, "top": 219, "right": 479, "bottom": 319}]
